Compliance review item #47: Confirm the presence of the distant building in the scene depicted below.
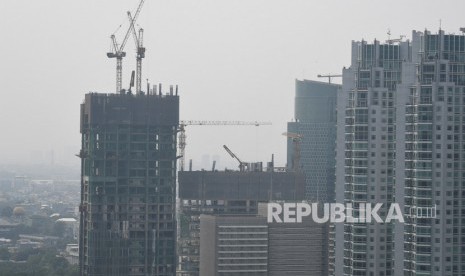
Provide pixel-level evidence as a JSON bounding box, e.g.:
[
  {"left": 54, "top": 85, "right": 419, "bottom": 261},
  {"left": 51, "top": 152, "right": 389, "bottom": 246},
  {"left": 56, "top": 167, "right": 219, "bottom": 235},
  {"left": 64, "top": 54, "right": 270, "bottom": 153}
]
[
  {"left": 17, "top": 234, "right": 60, "bottom": 248},
  {"left": 177, "top": 168, "right": 305, "bottom": 276},
  {"left": 287, "top": 79, "right": 339, "bottom": 276},
  {"left": 56, "top": 218, "right": 78, "bottom": 239},
  {"left": 64, "top": 244, "right": 79, "bottom": 265},
  {"left": 79, "top": 91, "right": 179, "bottom": 276},
  {"left": 200, "top": 215, "right": 268, "bottom": 276},
  {"left": 267, "top": 211, "right": 328, "bottom": 276},
  {"left": 287, "top": 79, "right": 340, "bottom": 202},
  {"left": 0, "top": 218, "right": 20, "bottom": 237},
  {"left": 199, "top": 206, "right": 328, "bottom": 276}
]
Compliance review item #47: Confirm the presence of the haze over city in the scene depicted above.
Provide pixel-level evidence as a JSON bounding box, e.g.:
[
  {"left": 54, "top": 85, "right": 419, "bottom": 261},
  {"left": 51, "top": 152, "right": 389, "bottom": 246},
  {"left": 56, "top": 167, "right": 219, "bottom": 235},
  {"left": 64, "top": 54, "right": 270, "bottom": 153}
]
[
  {"left": 2, "top": 1, "right": 465, "bottom": 276},
  {"left": 1, "top": 0, "right": 464, "bottom": 170}
]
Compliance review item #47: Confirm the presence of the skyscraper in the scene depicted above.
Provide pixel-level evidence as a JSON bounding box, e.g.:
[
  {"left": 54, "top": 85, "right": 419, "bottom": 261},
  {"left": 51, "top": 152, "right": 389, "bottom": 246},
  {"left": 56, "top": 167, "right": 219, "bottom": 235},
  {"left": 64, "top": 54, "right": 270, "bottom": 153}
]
[
  {"left": 79, "top": 90, "right": 179, "bottom": 276},
  {"left": 335, "top": 29, "right": 465, "bottom": 276},
  {"left": 402, "top": 29, "right": 465, "bottom": 276},
  {"left": 335, "top": 37, "right": 410, "bottom": 276},
  {"left": 287, "top": 79, "right": 339, "bottom": 202}
]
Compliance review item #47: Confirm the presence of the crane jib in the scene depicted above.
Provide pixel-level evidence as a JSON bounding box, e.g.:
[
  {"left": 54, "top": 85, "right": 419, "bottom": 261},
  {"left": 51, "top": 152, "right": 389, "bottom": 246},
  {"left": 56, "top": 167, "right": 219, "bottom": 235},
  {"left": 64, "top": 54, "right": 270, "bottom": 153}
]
[{"left": 107, "top": 0, "right": 145, "bottom": 94}]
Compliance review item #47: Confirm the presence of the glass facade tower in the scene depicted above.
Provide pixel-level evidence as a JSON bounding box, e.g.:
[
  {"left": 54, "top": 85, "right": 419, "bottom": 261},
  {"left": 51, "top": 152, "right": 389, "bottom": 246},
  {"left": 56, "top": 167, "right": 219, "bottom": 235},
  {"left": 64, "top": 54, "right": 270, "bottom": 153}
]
[{"left": 288, "top": 79, "right": 339, "bottom": 202}]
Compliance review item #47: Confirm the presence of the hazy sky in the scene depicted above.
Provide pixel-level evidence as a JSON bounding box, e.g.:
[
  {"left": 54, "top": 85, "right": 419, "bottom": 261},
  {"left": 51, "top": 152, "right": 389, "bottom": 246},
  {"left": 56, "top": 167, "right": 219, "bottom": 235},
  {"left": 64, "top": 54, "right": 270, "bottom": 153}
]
[{"left": 1, "top": 0, "right": 464, "bottom": 169}]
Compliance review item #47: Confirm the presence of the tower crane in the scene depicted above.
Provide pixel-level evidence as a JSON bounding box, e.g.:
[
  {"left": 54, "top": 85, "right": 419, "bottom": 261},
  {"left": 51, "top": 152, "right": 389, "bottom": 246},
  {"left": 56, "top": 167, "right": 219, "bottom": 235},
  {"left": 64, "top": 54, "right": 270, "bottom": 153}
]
[
  {"left": 317, "top": 74, "right": 342, "bottom": 84},
  {"left": 178, "top": 121, "right": 272, "bottom": 171},
  {"left": 282, "top": 132, "right": 303, "bottom": 172},
  {"left": 107, "top": 0, "right": 145, "bottom": 93},
  {"left": 128, "top": 11, "right": 145, "bottom": 94}
]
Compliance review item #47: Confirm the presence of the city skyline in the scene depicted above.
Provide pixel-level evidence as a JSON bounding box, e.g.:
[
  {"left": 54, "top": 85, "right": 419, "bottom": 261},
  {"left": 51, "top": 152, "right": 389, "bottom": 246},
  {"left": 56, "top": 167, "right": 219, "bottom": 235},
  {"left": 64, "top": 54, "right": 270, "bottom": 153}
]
[
  {"left": 1, "top": 0, "right": 464, "bottom": 168},
  {"left": 2, "top": 2, "right": 465, "bottom": 276}
]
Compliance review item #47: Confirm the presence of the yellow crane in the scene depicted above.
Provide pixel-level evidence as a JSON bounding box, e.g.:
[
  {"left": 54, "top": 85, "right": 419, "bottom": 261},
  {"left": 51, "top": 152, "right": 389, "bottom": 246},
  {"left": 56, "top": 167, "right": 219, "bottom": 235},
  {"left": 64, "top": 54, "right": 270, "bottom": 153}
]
[{"left": 178, "top": 120, "right": 272, "bottom": 171}]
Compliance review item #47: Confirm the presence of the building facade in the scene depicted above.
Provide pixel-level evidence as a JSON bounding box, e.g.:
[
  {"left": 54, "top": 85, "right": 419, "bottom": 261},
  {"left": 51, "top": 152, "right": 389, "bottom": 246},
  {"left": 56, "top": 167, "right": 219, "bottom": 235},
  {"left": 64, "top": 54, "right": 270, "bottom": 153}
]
[
  {"left": 199, "top": 211, "right": 328, "bottom": 276},
  {"left": 287, "top": 79, "right": 340, "bottom": 202},
  {"left": 79, "top": 91, "right": 179, "bottom": 276},
  {"left": 335, "top": 29, "right": 465, "bottom": 276},
  {"left": 267, "top": 212, "right": 328, "bottom": 276},
  {"left": 200, "top": 215, "right": 269, "bottom": 276},
  {"left": 335, "top": 37, "right": 410, "bottom": 276},
  {"left": 177, "top": 169, "right": 305, "bottom": 276},
  {"left": 403, "top": 30, "right": 465, "bottom": 276}
]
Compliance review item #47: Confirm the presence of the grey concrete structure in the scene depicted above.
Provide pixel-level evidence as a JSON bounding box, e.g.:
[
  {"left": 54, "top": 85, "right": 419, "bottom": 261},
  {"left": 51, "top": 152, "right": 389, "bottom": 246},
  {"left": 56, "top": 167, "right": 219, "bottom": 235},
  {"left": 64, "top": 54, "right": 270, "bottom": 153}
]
[
  {"left": 179, "top": 170, "right": 305, "bottom": 202},
  {"left": 177, "top": 169, "right": 305, "bottom": 276},
  {"left": 79, "top": 91, "right": 179, "bottom": 276}
]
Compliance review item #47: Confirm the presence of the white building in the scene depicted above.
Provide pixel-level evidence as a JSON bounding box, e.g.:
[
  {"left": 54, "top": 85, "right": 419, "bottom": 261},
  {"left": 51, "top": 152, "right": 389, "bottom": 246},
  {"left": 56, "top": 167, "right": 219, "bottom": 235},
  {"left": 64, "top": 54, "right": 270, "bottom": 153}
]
[{"left": 335, "top": 29, "right": 465, "bottom": 276}]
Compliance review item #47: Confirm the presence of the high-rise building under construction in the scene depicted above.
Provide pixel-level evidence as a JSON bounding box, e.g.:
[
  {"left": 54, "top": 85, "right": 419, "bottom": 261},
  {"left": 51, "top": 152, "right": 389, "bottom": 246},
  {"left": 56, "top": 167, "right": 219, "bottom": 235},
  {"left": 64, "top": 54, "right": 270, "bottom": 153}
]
[{"left": 78, "top": 90, "right": 179, "bottom": 276}]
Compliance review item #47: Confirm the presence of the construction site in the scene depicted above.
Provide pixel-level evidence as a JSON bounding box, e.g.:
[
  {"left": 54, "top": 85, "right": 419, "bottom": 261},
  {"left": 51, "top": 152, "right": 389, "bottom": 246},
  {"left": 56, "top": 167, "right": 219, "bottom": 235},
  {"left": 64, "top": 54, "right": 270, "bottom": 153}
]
[
  {"left": 77, "top": 1, "right": 310, "bottom": 276},
  {"left": 177, "top": 155, "right": 306, "bottom": 276},
  {"left": 78, "top": 1, "right": 180, "bottom": 275},
  {"left": 79, "top": 91, "right": 179, "bottom": 276}
]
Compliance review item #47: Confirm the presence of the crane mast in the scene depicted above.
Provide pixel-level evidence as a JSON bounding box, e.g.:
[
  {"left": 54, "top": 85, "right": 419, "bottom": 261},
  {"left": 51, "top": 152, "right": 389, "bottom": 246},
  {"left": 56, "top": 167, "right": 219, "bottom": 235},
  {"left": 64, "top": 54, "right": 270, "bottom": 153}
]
[
  {"left": 107, "top": 35, "right": 127, "bottom": 93},
  {"left": 107, "top": 0, "right": 145, "bottom": 93},
  {"left": 128, "top": 11, "right": 145, "bottom": 94},
  {"left": 136, "top": 28, "right": 144, "bottom": 94}
]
